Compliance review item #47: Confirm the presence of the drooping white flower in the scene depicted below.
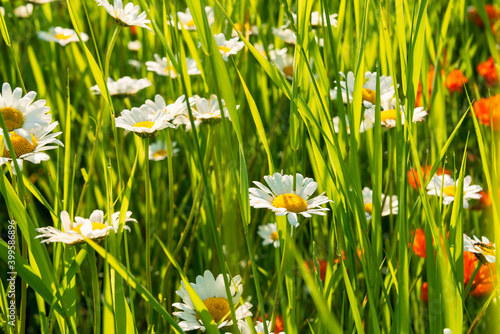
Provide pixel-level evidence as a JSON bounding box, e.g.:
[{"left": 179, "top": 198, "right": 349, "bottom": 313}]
[
  {"left": 149, "top": 140, "right": 179, "bottom": 161},
  {"left": 192, "top": 95, "right": 234, "bottom": 123},
  {"left": 426, "top": 174, "right": 482, "bottom": 209},
  {"left": 35, "top": 210, "right": 136, "bottom": 245},
  {"left": 37, "top": 27, "right": 89, "bottom": 46},
  {"left": 94, "top": 0, "right": 151, "bottom": 31},
  {"left": 146, "top": 54, "right": 201, "bottom": 78},
  {"left": 249, "top": 173, "right": 332, "bottom": 226},
  {"left": 14, "top": 4, "right": 34, "bottom": 18},
  {"left": 127, "top": 40, "right": 142, "bottom": 51},
  {"left": 272, "top": 26, "right": 296, "bottom": 44},
  {"left": 90, "top": 76, "right": 151, "bottom": 96},
  {"left": 170, "top": 6, "right": 214, "bottom": 31},
  {"left": 257, "top": 223, "right": 280, "bottom": 248},
  {"left": 362, "top": 187, "right": 398, "bottom": 220}
]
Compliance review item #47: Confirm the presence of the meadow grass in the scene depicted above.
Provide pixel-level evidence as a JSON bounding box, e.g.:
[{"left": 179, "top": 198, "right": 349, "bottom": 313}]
[{"left": 0, "top": 0, "right": 500, "bottom": 333}]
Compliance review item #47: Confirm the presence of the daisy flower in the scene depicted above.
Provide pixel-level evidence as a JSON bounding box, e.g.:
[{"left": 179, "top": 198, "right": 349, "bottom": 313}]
[
  {"left": 35, "top": 210, "right": 136, "bottom": 245},
  {"left": 37, "top": 27, "right": 89, "bottom": 46},
  {"left": 464, "top": 234, "right": 496, "bottom": 263},
  {"left": 269, "top": 47, "right": 294, "bottom": 80},
  {"left": 332, "top": 115, "right": 372, "bottom": 134},
  {"left": 191, "top": 95, "right": 234, "bottom": 123},
  {"left": 362, "top": 187, "right": 398, "bottom": 220},
  {"left": 330, "top": 71, "right": 395, "bottom": 108},
  {"left": 27, "top": 0, "right": 59, "bottom": 4},
  {"left": 249, "top": 173, "right": 332, "bottom": 226},
  {"left": 115, "top": 104, "right": 175, "bottom": 138},
  {"left": 257, "top": 223, "right": 280, "bottom": 248},
  {"left": 272, "top": 26, "right": 296, "bottom": 44},
  {"left": 90, "top": 76, "right": 151, "bottom": 96},
  {"left": 0, "top": 122, "right": 63, "bottom": 173},
  {"left": 0, "top": 83, "right": 52, "bottom": 141},
  {"left": 231, "top": 22, "right": 259, "bottom": 37},
  {"left": 171, "top": 6, "right": 214, "bottom": 30},
  {"left": 426, "top": 174, "right": 482, "bottom": 209},
  {"left": 143, "top": 94, "right": 196, "bottom": 120},
  {"left": 94, "top": 0, "right": 151, "bottom": 31},
  {"left": 149, "top": 140, "right": 179, "bottom": 161},
  {"left": 228, "top": 320, "right": 285, "bottom": 334},
  {"left": 363, "top": 98, "right": 427, "bottom": 128},
  {"left": 13, "top": 4, "right": 34, "bottom": 18},
  {"left": 127, "top": 40, "right": 142, "bottom": 51},
  {"left": 210, "top": 33, "right": 245, "bottom": 61},
  {"left": 311, "top": 11, "right": 338, "bottom": 27},
  {"left": 172, "top": 270, "right": 253, "bottom": 332},
  {"left": 146, "top": 54, "right": 201, "bottom": 78}
]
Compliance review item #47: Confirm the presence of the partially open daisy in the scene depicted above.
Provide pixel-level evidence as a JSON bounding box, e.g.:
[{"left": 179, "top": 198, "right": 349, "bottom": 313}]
[
  {"left": 115, "top": 104, "right": 175, "bottom": 138},
  {"left": 146, "top": 54, "right": 201, "bottom": 78},
  {"left": 210, "top": 33, "right": 245, "bottom": 61},
  {"left": 363, "top": 98, "right": 428, "bottom": 128},
  {"left": 257, "top": 223, "right": 280, "bottom": 248},
  {"left": 172, "top": 270, "right": 252, "bottom": 332},
  {"left": 171, "top": 6, "right": 214, "bottom": 31},
  {"left": 332, "top": 115, "right": 372, "bottom": 134},
  {"left": 271, "top": 26, "right": 297, "bottom": 45},
  {"left": 228, "top": 320, "right": 285, "bottom": 334},
  {"left": 0, "top": 83, "right": 52, "bottom": 141},
  {"left": 249, "top": 173, "right": 332, "bottom": 226},
  {"left": 192, "top": 95, "right": 234, "bottom": 123},
  {"left": 149, "top": 140, "right": 179, "bottom": 161},
  {"left": 362, "top": 187, "right": 398, "bottom": 220},
  {"left": 37, "top": 27, "right": 89, "bottom": 46},
  {"left": 311, "top": 11, "right": 338, "bottom": 27},
  {"left": 94, "top": 0, "right": 151, "bottom": 31},
  {"left": 330, "top": 71, "right": 396, "bottom": 108},
  {"left": 0, "top": 122, "right": 63, "bottom": 173},
  {"left": 426, "top": 174, "right": 482, "bottom": 209},
  {"left": 464, "top": 234, "right": 496, "bottom": 263},
  {"left": 35, "top": 210, "right": 136, "bottom": 245},
  {"left": 90, "top": 76, "right": 151, "bottom": 96}
]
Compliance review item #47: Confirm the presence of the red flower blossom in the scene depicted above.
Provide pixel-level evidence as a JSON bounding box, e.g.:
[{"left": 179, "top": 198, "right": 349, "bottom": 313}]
[
  {"left": 411, "top": 228, "right": 426, "bottom": 258},
  {"left": 473, "top": 94, "right": 500, "bottom": 129},
  {"left": 421, "top": 282, "right": 428, "bottom": 303},
  {"left": 445, "top": 69, "right": 468, "bottom": 93},
  {"left": 258, "top": 314, "right": 284, "bottom": 333},
  {"left": 304, "top": 259, "right": 328, "bottom": 281},
  {"left": 464, "top": 251, "right": 497, "bottom": 297},
  {"left": 408, "top": 166, "right": 451, "bottom": 190},
  {"left": 477, "top": 57, "right": 499, "bottom": 85}
]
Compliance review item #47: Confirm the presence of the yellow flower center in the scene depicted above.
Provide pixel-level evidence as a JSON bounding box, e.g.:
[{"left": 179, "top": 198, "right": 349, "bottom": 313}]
[
  {"left": 71, "top": 222, "right": 107, "bottom": 235},
  {"left": 203, "top": 297, "right": 230, "bottom": 323},
  {"left": 133, "top": 121, "right": 155, "bottom": 129},
  {"left": 1, "top": 107, "right": 25, "bottom": 131},
  {"left": 475, "top": 242, "right": 496, "bottom": 257},
  {"left": 380, "top": 109, "right": 398, "bottom": 123},
  {"left": 283, "top": 65, "right": 294, "bottom": 78},
  {"left": 54, "top": 33, "right": 72, "bottom": 40},
  {"left": 364, "top": 203, "right": 373, "bottom": 214},
  {"left": 164, "top": 66, "right": 177, "bottom": 74},
  {"left": 361, "top": 88, "right": 376, "bottom": 104},
  {"left": 218, "top": 46, "right": 231, "bottom": 53},
  {"left": 2, "top": 132, "right": 37, "bottom": 158},
  {"left": 153, "top": 149, "right": 168, "bottom": 159},
  {"left": 270, "top": 230, "right": 280, "bottom": 241},
  {"left": 272, "top": 193, "right": 308, "bottom": 213},
  {"left": 186, "top": 19, "right": 196, "bottom": 27}
]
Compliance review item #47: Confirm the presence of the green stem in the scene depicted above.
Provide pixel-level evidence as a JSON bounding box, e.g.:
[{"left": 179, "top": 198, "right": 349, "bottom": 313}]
[
  {"left": 87, "top": 246, "right": 101, "bottom": 334},
  {"left": 143, "top": 137, "right": 152, "bottom": 324},
  {"left": 464, "top": 260, "right": 482, "bottom": 300}
]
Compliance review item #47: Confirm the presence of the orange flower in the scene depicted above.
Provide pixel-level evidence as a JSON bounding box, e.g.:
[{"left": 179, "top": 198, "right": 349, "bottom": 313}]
[
  {"left": 421, "top": 282, "right": 428, "bottom": 303},
  {"left": 408, "top": 166, "right": 451, "bottom": 190},
  {"left": 445, "top": 69, "right": 468, "bottom": 93},
  {"left": 469, "top": 5, "right": 500, "bottom": 27},
  {"left": 258, "top": 314, "right": 284, "bottom": 333},
  {"left": 304, "top": 259, "right": 328, "bottom": 281},
  {"left": 477, "top": 57, "right": 499, "bottom": 85},
  {"left": 411, "top": 228, "right": 426, "bottom": 258},
  {"left": 464, "top": 251, "right": 496, "bottom": 297},
  {"left": 416, "top": 68, "right": 436, "bottom": 107},
  {"left": 473, "top": 94, "right": 500, "bottom": 129}
]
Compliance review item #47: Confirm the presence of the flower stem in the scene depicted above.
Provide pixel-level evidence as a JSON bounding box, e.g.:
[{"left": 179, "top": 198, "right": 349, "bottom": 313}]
[{"left": 143, "top": 137, "right": 152, "bottom": 324}]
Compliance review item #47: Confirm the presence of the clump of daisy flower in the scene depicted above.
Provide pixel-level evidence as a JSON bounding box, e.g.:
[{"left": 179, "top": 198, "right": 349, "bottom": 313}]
[
  {"left": 37, "top": 27, "right": 89, "bottom": 46},
  {"left": 257, "top": 223, "right": 280, "bottom": 248},
  {"left": 170, "top": 6, "right": 214, "bottom": 30},
  {"left": 330, "top": 71, "right": 395, "bottom": 109},
  {"left": 362, "top": 187, "right": 398, "bottom": 220},
  {"left": 172, "top": 270, "right": 252, "bottom": 332},
  {"left": 209, "top": 33, "right": 245, "bottom": 61},
  {"left": 90, "top": 76, "right": 151, "bottom": 96},
  {"left": 35, "top": 210, "right": 136, "bottom": 245},
  {"left": 149, "top": 140, "right": 179, "bottom": 161},
  {"left": 94, "top": 0, "right": 151, "bottom": 31},
  {"left": 426, "top": 174, "right": 482, "bottom": 209},
  {"left": 249, "top": 173, "right": 332, "bottom": 226},
  {"left": 464, "top": 234, "right": 496, "bottom": 263},
  {"left": 115, "top": 103, "right": 175, "bottom": 138},
  {"left": 146, "top": 54, "right": 201, "bottom": 78}
]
